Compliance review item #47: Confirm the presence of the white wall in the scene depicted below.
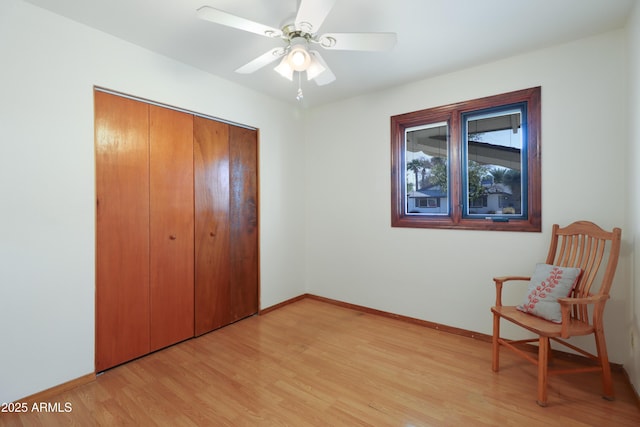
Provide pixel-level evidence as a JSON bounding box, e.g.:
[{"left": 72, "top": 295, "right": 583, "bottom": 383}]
[
  {"left": 0, "top": 0, "right": 306, "bottom": 403},
  {"left": 626, "top": 0, "right": 640, "bottom": 395},
  {"left": 304, "top": 31, "right": 630, "bottom": 363}
]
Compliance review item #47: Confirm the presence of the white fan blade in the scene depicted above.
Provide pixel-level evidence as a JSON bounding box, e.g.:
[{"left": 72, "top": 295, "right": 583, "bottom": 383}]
[
  {"left": 197, "top": 6, "right": 282, "bottom": 38},
  {"left": 319, "top": 32, "right": 397, "bottom": 51},
  {"left": 309, "top": 50, "right": 335, "bottom": 86},
  {"left": 236, "top": 48, "right": 286, "bottom": 74},
  {"left": 295, "top": 0, "right": 337, "bottom": 32}
]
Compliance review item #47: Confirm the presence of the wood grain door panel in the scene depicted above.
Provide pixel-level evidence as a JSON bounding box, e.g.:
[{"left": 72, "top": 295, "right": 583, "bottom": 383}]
[
  {"left": 149, "top": 105, "right": 195, "bottom": 351},
  {"left": 194, "top": 117, "right": 231, "bottom": 335},
  {"left": 229, "top": 126, "right": 259, "bottom": 322},
  {"left": 95, "top": 91, "right": 150, "bottom": 371}
]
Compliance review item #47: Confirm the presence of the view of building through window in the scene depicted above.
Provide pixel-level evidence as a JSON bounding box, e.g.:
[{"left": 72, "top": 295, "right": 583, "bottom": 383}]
[
  {"left": 405, "top": 122, "right": 449, "bottom": 215},
  {"left": 463, "top": 108, "right": 524, "bottom": 218}
]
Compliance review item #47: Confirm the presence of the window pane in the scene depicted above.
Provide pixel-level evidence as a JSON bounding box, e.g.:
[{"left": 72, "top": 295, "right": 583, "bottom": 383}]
[
  {"left": 405, "top": 122, "right": 449, "bottom": 215},
  {"left": 463, "top": 107, "right": 525, "bottom": 218}
]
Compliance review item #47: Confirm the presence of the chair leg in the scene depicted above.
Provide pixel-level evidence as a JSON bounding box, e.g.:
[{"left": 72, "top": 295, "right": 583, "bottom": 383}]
[
  {"left": 594, "top": 329, "right": 614, "bottom": 400},
  {"left": 492, "top": 313, "right": 500, "bottom": 372},
  {"left": 537, "top": 336, "right": 549, "bottom": 406}
]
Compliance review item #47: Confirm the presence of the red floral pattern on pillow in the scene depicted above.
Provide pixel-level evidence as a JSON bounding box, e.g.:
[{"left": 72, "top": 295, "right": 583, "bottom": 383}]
[
  {"left": 521, "top": 267, "right": 564, "bottom": 312},
  {"left": 517, "top": 263, "right": 581, "bottom": 323}
]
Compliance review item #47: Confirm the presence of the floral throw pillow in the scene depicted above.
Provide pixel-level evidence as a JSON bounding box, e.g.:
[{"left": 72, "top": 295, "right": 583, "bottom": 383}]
[{"left": 517, "top": 263, "right": 582, "bottom": 323}]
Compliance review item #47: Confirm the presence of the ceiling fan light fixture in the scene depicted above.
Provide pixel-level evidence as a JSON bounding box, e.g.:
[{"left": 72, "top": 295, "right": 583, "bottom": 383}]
[
  {"left": 286, "top": 36, "right": 312, "bottom": 71},
  {"left": 289, "top": 46, "right": 310, "bottom": 70},
  {"left": 274, "top": 36, "right": 313, "bottom": 80},
  {"left": 306, "top": 53, "right": 326, "bottom": 80},
  {"left": 274, "top": 56, "right": 294, "bottom": 80}
]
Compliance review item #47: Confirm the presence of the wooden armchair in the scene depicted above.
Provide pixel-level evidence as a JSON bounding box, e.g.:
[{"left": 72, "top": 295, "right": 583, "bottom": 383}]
[{"left": 491, "top": 221, "right": 622, "bottom": 406}]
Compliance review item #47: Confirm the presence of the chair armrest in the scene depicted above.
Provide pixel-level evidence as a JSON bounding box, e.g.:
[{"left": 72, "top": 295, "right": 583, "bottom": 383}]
[
  {"left": 492, "top": 276, "right": 530, "bottom": 307},
  {"left": 493, "top": 275, "right": 531, "bottom": 284},
  {"left": 557, "top": 294, "right": 608, "bottom": 306},
  {"left": 557, "top": 295, "right": 610, "bottom": 338}
]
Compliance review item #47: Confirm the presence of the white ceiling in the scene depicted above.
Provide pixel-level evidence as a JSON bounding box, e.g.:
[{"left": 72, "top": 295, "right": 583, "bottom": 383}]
[{"left": 23, "top": 0, "right": 635, "bottom": 108}]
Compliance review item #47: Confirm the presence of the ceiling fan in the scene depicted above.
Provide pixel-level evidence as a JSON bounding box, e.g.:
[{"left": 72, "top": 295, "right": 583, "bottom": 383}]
[{"left": 196, "top": 0, "right": 397, "bottom": 99}]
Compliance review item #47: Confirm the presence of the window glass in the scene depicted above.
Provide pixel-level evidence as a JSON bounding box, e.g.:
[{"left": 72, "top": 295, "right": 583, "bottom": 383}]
[
  {"left": 463, "top": 105, "right": 526, "bottom": 219},
  {"left": 405, "top": 122, "right": 449, "bottom": 215}
]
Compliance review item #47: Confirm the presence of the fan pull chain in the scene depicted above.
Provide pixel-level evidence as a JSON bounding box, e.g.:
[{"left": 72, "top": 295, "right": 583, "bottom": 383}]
[{"left": 296, "top": 72, "right": 303, "bottom": 101}]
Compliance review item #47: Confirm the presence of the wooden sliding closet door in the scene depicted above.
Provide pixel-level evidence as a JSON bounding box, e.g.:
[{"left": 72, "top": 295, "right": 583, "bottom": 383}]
[
  {"left": 194, "top": 117, "right": 258, "bottom": 335},
  {"left": 95, "top": 92, "right": 151, "bottom": 372},
  {"left": 229, "top": 125, "right": 259, "bottom": 322},
  {"left": 96, "top": 92, "right": 197, "bottom": 370},
  {"left": 96, "top": 89, "right": 258, "bottom": 367},
  {"left": 149, "top": 105, "right": 195, "bottom": 351},
  {"left": 194, "top": 117, "right": 231, "bottom": 335}
]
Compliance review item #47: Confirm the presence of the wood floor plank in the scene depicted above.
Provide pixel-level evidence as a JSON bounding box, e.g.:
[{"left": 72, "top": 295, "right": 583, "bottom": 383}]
[{"left": 1, "top": 298, "right": 638, "bottom": 426}]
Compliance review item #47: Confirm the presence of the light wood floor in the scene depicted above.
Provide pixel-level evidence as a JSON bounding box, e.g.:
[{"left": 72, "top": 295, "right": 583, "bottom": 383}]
[{"left": 2, "top": 298, "right": 639, "bottom": 426}]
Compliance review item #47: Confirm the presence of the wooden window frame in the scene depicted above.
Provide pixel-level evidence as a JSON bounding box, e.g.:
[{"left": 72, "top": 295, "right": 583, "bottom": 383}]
[{"left": 391, "top": 87, "right": 541, "bottom": 232}]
